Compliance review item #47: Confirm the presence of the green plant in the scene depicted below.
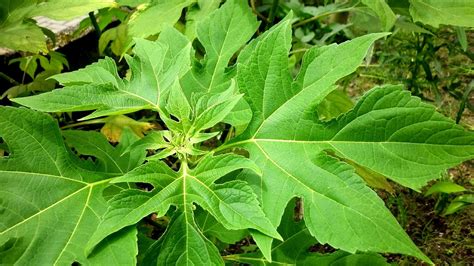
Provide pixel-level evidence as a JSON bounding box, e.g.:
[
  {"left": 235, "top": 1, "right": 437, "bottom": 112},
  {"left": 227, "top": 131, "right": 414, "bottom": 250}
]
[
  {"left": 355, "top": 27, "right": 472, "bottom": 119},
  {"left": 425, "top": 180, "right": 473, "bottom": 216},
  {"left": 353, "top": 0, "right": 474, "bottom": 32},
  {"left": 1, "top": 1, "right": 473, "bottom": 265},
  {"left": 1, "top": 51, "right": 69, "bottom": 99},
  {"left": 346, "top": 0, "right": 473, "bottom": 122},
  {"left": 0, "top": 0, "right": 114, "bottom": 53},
  {"left": 78, "top": 0, "right": 222, "bottom": 57}
]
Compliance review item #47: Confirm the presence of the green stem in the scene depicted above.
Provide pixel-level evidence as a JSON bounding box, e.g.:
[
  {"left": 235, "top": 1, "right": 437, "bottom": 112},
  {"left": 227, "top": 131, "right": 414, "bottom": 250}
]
[
  {"left": 61, "top": 118, "right": 108, "bottom": 129},
  {"left": 359, "top": 73, "right": 387, "bottom": 81},
  {"left": 292, "top": 7, "right": 354, "bottom": 28},
  {"left": 250, "top": 0, "right": 268, "bottom": 22},
  {"left": 267, "top": 0, "right": 279, "bottom": 27},
  {"left": 180, "top": 154, "right": 189, "bottom": 171},
  {"left": 21, "top": 56, "right": 36, "bottom": 84},
  {"left": 289, "top": 48, "right": 308, "bottom": 55},
  {"left": 0, "top": 72, "right": 19, "bottom": 85},
  {"left": 224, "top": 126, "right": 235, "bottom": 143},
  {"left": 456, "top": 82, "right": 473, "bottom": 124},
  {"left": 89, "top": 12, "right": 101, "bottom": 37}
]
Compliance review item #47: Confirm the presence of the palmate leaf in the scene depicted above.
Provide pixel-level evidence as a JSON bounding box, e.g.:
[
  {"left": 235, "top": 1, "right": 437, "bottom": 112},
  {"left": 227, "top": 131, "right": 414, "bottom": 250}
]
[
  {"left": 86, "top": 154, "right": 281, "bottom": 265},
  {"left": 181, "top": 0, "right": 258, "bottom": 132},
  {"left": 14, "top": 0, "right": 255, "bottom": 132},
  {"left": 127, "top": 0, "right": 195, "bottom": 38},
  {"left": 0, "top": 107, "right": 137, "bottom": 265},
  {"left": 228, "top": 17, "right": 474, "bottom": 263},
  {"left": 184, "top": 0, "right": 221, "bottom": 41},
  {"left": 13, "top": 26, "right": 192, "bottom": 120},
  {"left": 63, "top": 129, "right": 146, "bottom": 175},
  {"left": 181, "top": 0, "right": 259, "bottom": 95},
  {"left": 225, "top": 199, "right": 389, "bottom": 265}
]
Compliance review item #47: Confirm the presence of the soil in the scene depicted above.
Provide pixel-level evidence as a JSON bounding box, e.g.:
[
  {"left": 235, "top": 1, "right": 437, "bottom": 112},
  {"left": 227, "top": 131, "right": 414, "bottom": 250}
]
[{"left": 379, "top": 163, "right": 473, "bottom": 265}]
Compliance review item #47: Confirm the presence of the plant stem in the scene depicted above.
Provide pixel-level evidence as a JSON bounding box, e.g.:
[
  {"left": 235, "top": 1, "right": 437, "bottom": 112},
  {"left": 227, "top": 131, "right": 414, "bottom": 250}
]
[
  {"left": 0, "top": 72, "right": 19, "bottom": 85},
  {"left": 456, "top": 81, "right": 474, "bottom": 124},
  {"left": 292, "top": 7, "right": 354, "bottom": 28},
  {"left": 250, "top": 0, "right": 268, "bottom": 22},
  {"left": 289, "top": 48, "right": 308, "bottom": 55},
  {"left": 359, "top": 73, "right": 387, "bottom": 81},
  {"left": 267, "top": 0, "right": 279, "bottom": 27},
  {"left": 60, "top": 118, "right": 107, "bottom": 129},
  {"left": 89, "top": 12, "right": 101, "bottom": 37},
  {"left": 21, "top": 56, "right": 35, "bottom": 84}
]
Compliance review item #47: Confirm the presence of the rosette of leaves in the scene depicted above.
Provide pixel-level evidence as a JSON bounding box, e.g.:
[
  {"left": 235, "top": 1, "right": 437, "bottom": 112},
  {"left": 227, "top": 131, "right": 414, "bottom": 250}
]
[{"left": 3, "top": 0, "right": 474, "bottom": 265}]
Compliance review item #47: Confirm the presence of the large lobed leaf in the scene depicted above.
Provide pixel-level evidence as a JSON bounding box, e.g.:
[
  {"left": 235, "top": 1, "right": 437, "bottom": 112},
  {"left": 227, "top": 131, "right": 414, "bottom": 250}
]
[
  {"left": 86, "top": 154, "right": 281, "bottom": 265},
  {"left": 225, "top": 200, "right": 389, "bottom": 265},
  {"left": 13, "top": 0, "right": 256, "bottom": 132},
  {"left": 184, "top": 0, "right": 221, "bottom": 41},
  {"left": 13, "top": 26, "right": 192, "bottom": 120},
  {"left": 181, "top": 0, "right": 259, "bottom": 95},
  {"left": 0, "top": 107, "right": 138, "bottom": 265},
  {"left": 127, "top": 0, "right": 195, "bottom": 38},
  {"left": 229, "top": 15, "right": 474, "bottom": 263},
  {"left": 63, "top": 129, "right": 146, "bottom": 175}
]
